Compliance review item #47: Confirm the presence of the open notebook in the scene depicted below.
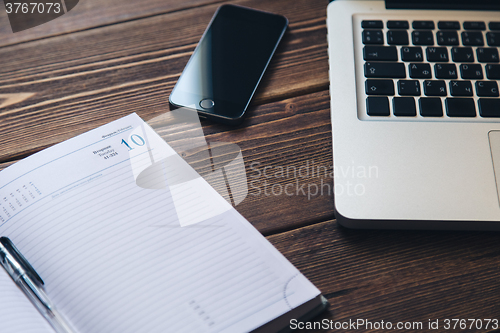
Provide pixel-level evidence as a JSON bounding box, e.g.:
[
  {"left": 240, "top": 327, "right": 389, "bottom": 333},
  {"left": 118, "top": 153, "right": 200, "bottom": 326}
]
[{"left": 0, "top": 113, "right": 325, "bottom": 333}]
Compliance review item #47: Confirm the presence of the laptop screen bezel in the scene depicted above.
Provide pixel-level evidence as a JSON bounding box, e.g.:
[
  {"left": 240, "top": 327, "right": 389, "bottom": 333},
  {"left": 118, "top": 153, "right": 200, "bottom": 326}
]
[{"left": 385, "top": 0, "right": 500, "bottom": 10}]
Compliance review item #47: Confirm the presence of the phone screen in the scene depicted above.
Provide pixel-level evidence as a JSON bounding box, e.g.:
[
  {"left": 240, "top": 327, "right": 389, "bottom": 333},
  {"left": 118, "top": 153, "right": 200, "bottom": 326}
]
[{"left": 169, "top": 5, "right": 288, "bottom": 123}]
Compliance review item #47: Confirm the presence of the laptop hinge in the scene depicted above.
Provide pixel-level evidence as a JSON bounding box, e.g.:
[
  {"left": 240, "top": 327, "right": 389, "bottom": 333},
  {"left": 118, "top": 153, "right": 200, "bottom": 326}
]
[{"left": 385, "top": 0, "right": 500, "bottom": 10}]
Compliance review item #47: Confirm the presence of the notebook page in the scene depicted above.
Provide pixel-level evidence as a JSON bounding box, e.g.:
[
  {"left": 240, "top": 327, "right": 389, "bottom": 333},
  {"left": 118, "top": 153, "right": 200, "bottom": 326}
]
[
  {"left": 0, "top": 113, "right": 319, "bottom": 333},
  {"left": 0, "top": 269, "right": 54, "bottom": 332}
]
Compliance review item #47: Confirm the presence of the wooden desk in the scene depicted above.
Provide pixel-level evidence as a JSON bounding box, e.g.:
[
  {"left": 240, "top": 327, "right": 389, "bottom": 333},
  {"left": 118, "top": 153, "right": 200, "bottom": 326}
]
[{"left": 1, "top": 1, "right": 499, "bottom": 331}]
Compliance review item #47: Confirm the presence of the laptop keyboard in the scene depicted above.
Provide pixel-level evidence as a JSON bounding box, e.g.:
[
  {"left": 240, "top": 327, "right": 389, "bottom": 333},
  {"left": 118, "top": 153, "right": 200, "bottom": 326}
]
[{"left": 360, "top": 19, "right": 500, "bottom": 118}]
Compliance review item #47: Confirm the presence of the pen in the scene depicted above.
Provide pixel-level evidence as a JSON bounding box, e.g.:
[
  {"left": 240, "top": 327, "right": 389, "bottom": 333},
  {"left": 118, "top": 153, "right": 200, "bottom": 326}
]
[{"left": 0, "top": 237, "right": 76, "bottom": 333}]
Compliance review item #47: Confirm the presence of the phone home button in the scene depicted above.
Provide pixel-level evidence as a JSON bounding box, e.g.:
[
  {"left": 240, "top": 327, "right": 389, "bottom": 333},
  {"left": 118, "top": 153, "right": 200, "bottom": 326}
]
[{"left": 200, "top": 99, "right": 215, "bottom": 109}]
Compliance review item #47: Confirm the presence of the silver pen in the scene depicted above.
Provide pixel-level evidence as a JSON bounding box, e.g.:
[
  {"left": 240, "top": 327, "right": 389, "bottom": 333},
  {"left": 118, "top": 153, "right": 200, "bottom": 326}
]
[{"left": 0, "top": 237, "right": 76, "bottom": 333}]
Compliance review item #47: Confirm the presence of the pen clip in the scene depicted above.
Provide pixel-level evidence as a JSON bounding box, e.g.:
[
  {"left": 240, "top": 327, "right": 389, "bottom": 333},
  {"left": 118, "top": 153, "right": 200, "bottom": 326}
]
[{"left": 0, "top": 237, "right": 44, "bottom": 286}]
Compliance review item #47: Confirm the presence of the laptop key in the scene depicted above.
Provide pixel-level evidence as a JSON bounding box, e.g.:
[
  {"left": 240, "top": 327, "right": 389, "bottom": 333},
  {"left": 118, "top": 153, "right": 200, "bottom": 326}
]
[
  {"left": 434, "top": 64, "right": 457, "bottom": 79},
  {"left": 412, "top": 31, "right": 434, "bottom": 45},
  {"left": 478, "top": 99, "right": 500, "bottom": 117},
  {"left": 477, "top": 48, "right": 499, "bottom": 63},
  {"left": 487, "top": 32, "right": 500, "bottom": 46},
  {"left": 486, "top": 64, "right": 500, "bottom": 79},
  {"left": 451, "top": 47, "right": 474, "bottom": 62},
  {"left": 449, "top": 81, "right": 473, "bottom": 96},
  {"left": 387, "top": 20, "right": 409, "bottom": 29},
  {"left": 419, "top": 98, "right": 443, "bottom": 117},
  {"left": 409, "top": 63, "right": 432, "bottom": 78},
  {"left": 446, "top": 98, "right": 476, "bottom": 117},
  {"left": 426, "top": 47, "right": 449, "bottom": 62},
  {"left": 490, "top": 22, "right": 500, "bottom": 31},
  {"left": 476, "top": 81, "right": 499, "bottom": 97},
  {"left": 460, "top": 64, "right": 483, "bottom": 79},
  {"left": 365, "top": 79, "right": 395, "bottom": 95},
  {"left": 462, "top": 32, "right": 484, "bottom": 46},
  {"left": 363, "top": 30, "right": 384, "bottom": 44},
  {"left": 393, "top": 97, "right": 416, "bottom": 116},
  {"left": 387, "top": 30, "right": 409, "bottom": 45},
  {"left": 398, "top": 80, "right": 420, "bottom": 96},
  {"left": 463, "top": 21, "right": 486, "bottom": 30},
  {"left": 401, "top": 47, "right": 424, "bottom": 61},
  {"left": 363, "top": 46, "right": 398, "bottom": 61},
  {"left": 413, "top": 21, "right": 434, "bottom": 30},
  {"left": 424, "top": 80, "right": 447, "bottom": 96},
  {"left": 437, "top": 31, "right": 459, "bottom": 45},
  {"left": 438, "top": 21, "right": 460, "bottom": 30},
  {"left": 362, "top": 20, "right": 383, "bottom": 29},
  {"left": 364, "top": 62, "right": 406, "bottom": 78},
  {"left": 366, "top": 97, "right": 390, "bottom": 116}
]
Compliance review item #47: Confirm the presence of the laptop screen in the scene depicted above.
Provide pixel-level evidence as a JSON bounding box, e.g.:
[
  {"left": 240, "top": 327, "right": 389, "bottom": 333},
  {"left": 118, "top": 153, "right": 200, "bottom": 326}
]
[{"left": 385, "top": 0, "right": 500, "bottom": 10}]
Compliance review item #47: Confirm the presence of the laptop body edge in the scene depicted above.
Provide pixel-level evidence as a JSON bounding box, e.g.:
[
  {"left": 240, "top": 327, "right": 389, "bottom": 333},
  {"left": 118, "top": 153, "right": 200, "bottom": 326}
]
[{"left": 327, "top": 0, "right": 500, "bottom": 230}]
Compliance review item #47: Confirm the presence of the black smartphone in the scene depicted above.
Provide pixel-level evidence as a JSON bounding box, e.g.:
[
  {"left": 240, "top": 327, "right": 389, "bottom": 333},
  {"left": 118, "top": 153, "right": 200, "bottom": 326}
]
[{"left": 169, "top": 5, "right": 288, "bottom": 125}]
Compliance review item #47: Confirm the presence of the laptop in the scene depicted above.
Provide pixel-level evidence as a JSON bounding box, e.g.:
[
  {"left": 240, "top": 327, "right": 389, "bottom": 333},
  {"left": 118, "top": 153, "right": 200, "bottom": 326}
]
[{"left": 326, "top": 0, "right": 500, "bottom": 229}]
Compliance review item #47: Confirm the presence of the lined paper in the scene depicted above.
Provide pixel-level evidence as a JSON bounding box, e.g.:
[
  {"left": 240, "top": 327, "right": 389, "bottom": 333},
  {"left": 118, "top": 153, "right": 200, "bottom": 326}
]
[
  {"left": 0, "top": 269, "right": 54, "bottom": 332},
  {"left": 0, "top": 113, "right": 319, "bottom": 333}
]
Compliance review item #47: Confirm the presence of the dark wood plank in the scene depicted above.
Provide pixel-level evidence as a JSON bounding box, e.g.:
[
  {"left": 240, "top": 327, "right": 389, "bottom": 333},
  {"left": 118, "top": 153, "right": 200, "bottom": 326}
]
[
  {"left": 0, "top": 0, "right": 328, "bottom": 163},
  {"left": 202, "top": 91, "right": 334, "bottom": 234},
  {"left": 173, "top": 91, "right": 335, "bottom": 234},
  {"left": 3, "top": 91, "right": 335, "bottom": 234},
  {"left": 0, "top": 0, "right": 223, "bottom": 47},
  {"left": 267, "top": 220, "right": 500, "bottom": 332}
]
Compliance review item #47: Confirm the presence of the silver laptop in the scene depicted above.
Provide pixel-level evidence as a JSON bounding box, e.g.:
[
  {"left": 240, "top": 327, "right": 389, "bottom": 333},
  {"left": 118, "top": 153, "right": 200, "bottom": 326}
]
[{"left": 326, "top": 0, "right": 500, "bottom": 229}]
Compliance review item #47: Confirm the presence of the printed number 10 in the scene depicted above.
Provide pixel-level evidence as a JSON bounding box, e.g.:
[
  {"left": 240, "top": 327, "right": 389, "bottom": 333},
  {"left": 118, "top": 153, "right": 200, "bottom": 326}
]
[{"left": 121, "top": 134, "right": 145, "bottom": 151}]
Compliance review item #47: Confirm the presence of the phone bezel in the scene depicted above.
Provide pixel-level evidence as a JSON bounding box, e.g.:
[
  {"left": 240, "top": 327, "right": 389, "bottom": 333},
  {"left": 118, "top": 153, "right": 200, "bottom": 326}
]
[{"left": 169, "top": 4, "right": 288, "bottom": 125}]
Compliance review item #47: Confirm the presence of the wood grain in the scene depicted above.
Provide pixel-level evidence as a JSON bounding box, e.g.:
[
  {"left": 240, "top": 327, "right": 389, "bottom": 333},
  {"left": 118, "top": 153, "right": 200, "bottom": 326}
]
[
  {"left": 0, "top": 0, "right": 328, "bottom": 163},
  {"left": 2, "top": 91, "right": 335, "bottom": 234},
  {"left": 171, "top": 90, "right": 335, "bottom": 234},
  {"left": 0, "top": 0, "right": 224, "bottom": 47},
  {"left": 267, "top": 220, "right": 500, "bottom": 332},
  {"left": 0, "top": 160, "right": 15, "bottom": 172}
]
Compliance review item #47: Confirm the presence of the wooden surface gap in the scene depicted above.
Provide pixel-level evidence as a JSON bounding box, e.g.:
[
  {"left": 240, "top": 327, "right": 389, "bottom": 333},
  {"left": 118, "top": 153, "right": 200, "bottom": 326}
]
[{"left": 261, "top": 217, "right": 334, "bottom": 237}]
